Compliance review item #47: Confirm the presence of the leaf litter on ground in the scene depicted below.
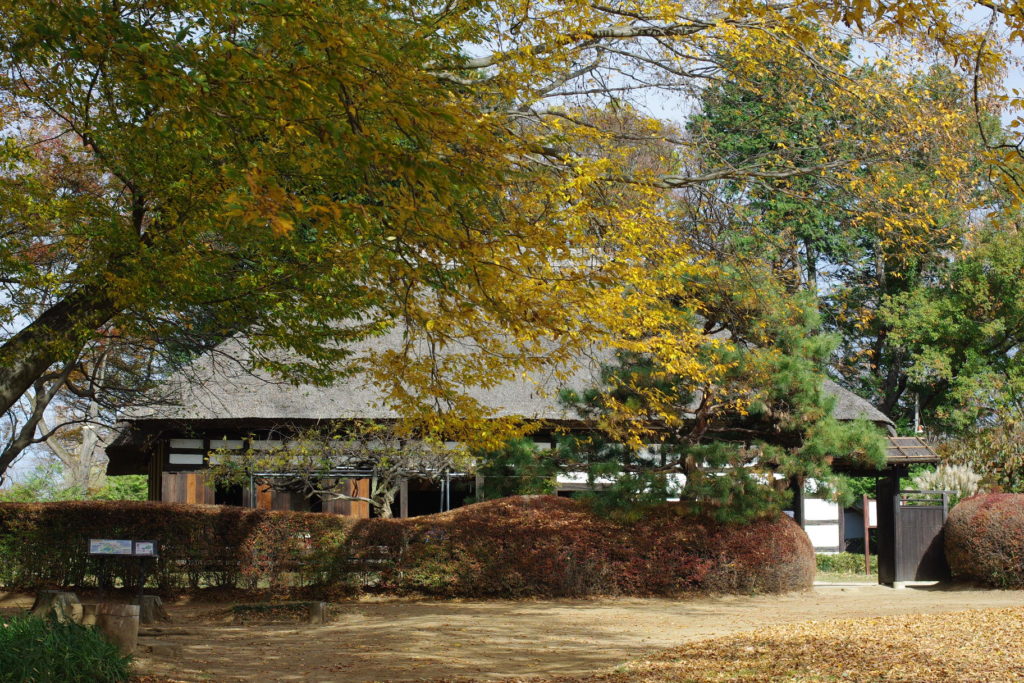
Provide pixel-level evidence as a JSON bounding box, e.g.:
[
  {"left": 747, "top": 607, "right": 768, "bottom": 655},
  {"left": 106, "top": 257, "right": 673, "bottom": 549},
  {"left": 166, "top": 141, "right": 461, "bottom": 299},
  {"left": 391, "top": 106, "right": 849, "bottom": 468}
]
[{"left": 485, "top": 606, "right": 1024, "bottom": 682}]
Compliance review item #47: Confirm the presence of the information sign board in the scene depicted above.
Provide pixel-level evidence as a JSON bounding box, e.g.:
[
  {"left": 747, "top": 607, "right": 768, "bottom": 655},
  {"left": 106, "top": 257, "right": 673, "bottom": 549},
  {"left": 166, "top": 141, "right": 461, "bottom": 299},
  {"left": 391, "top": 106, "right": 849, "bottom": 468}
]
[
  {"left": 133, "top": 541, "right": 158, "bottom": 557},
  {"left": 88, "top": 539, "right": 133, "bottom": 555}
]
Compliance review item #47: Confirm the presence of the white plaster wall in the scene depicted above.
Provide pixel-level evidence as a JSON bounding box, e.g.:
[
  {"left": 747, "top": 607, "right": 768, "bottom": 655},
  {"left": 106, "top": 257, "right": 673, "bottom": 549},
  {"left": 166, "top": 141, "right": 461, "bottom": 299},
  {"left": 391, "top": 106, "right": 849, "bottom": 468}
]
[{"left": 805, "top": 523, "right": 841, "bottom": 549}]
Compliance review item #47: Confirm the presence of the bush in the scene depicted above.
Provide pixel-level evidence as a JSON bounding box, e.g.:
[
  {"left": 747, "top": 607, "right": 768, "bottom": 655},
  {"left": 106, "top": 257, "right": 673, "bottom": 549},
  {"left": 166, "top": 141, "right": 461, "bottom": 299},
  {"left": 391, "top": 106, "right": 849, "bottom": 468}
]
[
  {"left": 0, "top": 501, "right": 353, "bottom": 595},
  {"left": 0, "top": 496, "right": 815, "bottom": 597},
  {"left": 945, "top": 493, "right": 1024, "bottom": 587},
  {"left": 816, "top": 552, "right": 877, "bottom": 574},
  {"left": 0, "top": 615, "right": 132, "bottom": 682},
  {"left": 352, "top": 496, "right": 815, "bottom": 596}
]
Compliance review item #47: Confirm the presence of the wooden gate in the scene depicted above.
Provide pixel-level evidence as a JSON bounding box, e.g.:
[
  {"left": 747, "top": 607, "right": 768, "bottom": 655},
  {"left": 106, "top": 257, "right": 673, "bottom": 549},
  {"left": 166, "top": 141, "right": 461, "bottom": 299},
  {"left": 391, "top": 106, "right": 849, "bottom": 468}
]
[{"left": 877, "top": 480, "right": 950, "bottom": 584}]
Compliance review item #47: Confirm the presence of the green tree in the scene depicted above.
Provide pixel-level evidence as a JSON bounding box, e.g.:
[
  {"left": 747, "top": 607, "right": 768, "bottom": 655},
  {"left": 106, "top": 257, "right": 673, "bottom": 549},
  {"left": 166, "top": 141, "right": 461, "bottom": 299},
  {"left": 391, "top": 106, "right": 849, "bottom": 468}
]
[
  {"left": 881, "top": 221, "right": 1024, "bottom": 488},
  {"left": 0, "top": 0, "right": 997, "bottom": 486},
  {"left": 688, "top": 56, "right": 989, "bottom": 427},
  {"left": 557, "top": 280, "right": 887, "bottom": 522},
  {"left": 473, "top": 439, "right": 558, "bottom": 501}
]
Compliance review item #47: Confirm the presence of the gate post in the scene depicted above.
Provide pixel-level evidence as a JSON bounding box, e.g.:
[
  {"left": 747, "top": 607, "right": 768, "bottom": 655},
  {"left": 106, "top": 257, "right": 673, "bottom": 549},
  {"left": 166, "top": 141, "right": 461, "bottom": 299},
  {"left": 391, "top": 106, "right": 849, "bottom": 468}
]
[{"left": 876, "top": 468, "right": 902, "bottom": 586}]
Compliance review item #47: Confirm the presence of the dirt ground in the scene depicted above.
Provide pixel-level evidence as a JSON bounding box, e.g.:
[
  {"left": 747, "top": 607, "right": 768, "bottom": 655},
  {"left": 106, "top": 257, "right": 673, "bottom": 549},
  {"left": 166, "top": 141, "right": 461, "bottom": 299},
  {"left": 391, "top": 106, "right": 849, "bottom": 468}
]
[{"left": 7, "top": 583, "right": 1024, "bottom": 682}]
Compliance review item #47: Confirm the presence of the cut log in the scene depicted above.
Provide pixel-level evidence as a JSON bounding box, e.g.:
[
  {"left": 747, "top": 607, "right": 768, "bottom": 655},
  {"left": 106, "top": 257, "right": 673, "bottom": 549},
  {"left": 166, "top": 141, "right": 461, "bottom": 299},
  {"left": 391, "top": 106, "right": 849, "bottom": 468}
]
[
  {"left": 80, "top": 603, "right": 99, "bottom": 626},
  {"left": 31, "top": 590, "right": 80, "bottom": 622},
  {"left": 95, "top": 603, "right": 140, "bottom": 655},
  {"left": 308, "top": 601, "right": 327, "bottom": 624},
  {"left": 134, "top": 595, "right": 170, "bottom": 624}
]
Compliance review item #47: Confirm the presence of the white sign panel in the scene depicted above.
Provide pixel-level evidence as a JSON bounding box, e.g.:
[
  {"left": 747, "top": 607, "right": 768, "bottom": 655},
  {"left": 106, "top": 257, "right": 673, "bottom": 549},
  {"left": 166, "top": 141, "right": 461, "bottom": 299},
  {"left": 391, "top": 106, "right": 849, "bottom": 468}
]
[
  {"left": 133, "top": 541, "right": 158, "bottom": 557},
  {"left": 866, "top": 500, "right": 877, "bottom": 528},
  {"left": 89, "top": 539, "right": 133, "bottom": 555}
]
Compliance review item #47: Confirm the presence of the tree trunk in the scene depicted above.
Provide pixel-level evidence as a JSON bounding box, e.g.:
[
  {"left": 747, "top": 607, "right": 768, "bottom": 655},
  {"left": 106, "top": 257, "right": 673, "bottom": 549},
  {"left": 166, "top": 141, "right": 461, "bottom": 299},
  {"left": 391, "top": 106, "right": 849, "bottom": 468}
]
[{"left": 0, "top": 290, "right": 117, "bottom": 418}]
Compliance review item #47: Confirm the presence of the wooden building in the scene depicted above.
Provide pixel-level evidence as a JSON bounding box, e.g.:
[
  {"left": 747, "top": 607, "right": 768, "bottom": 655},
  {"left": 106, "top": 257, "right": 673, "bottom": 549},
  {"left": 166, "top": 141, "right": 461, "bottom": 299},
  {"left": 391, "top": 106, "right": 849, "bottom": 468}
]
[{"left": 106, "top": 327, "right": 904, "bottom": 520}]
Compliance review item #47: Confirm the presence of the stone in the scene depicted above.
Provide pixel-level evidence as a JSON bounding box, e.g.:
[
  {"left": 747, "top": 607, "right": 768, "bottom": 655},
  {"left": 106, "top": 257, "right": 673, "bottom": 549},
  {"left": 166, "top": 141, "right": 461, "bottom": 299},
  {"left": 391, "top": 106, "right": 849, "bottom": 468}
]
[
  {"left": 30, "top": 590, "right": 80, "bottom": 622},
  {"left": 95, "top": 603, "right": 140, "bottom": 655}
]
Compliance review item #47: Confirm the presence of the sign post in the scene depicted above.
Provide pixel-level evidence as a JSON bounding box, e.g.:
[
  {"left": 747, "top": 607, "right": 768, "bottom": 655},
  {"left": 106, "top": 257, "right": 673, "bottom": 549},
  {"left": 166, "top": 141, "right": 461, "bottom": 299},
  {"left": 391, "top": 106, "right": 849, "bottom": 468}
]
[
  {"left": 88, "top": 539, "right": 159, "bottom": 603},
  {"left": 862, "top": 495, "right": 877, "bottom": 575}
]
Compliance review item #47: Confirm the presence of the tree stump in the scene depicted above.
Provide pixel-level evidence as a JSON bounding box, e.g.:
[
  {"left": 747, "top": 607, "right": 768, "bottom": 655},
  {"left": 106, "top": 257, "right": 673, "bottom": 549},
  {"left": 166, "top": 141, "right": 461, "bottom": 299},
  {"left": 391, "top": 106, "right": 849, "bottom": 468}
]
[
  {"left": 134, "top": 595, "right": 170, "bottom": 624},
  {"left": 80, "top": 603, "right": 99, "bottom": 626},
  {"left": 30, "top": 590, "right": 80, "bottom": 622},
  {"left": 95, "top": 603, "right": 140, "bottom": 655},
  {"left": 308, "top": 601, "right": 327, "bottom": 624}
]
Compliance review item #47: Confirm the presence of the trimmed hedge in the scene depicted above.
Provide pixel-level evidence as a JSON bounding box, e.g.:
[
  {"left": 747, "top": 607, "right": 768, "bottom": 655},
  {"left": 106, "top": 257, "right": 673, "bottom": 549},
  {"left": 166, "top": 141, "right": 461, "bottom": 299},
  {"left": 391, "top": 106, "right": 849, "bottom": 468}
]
[
  {"left": 358, "top": 496, "right": 814, "bottom": 596},
  {"left": 0, "top": 496, "right": 814, "bottom": 597},
  {"left": 0, "top": 501, "right": 350, "bottom": 594},
  {"left": 945, "top": 493, "right": 1024, "bottom": 587}
]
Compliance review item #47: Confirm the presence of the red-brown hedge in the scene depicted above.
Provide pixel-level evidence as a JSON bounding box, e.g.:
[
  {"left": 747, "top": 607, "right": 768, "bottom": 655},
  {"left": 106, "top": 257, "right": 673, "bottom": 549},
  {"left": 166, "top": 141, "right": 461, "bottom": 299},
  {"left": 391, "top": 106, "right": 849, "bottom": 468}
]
[
  {"left": 0, "top": 496, "right": 814, "bottom": 597},
  {"left": 348, "top": 496, "right": 814, "bottom": 596},
  {"left": 0, "top": 501, "right": 352, "bottom": 595},
  {"left": 945, "top": 493, "right": 1024, "bottom": 587}
]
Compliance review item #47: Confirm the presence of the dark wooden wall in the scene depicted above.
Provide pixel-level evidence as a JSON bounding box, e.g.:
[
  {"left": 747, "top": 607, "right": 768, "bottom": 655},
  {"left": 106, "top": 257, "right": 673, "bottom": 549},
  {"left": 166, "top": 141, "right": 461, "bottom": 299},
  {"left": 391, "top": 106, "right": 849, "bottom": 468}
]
[
  {"left": 158, "top": 471, "right": 372, "bottom": 519},
  {"left": 161, "top": 472, "right": 216, "bottom": 505}
]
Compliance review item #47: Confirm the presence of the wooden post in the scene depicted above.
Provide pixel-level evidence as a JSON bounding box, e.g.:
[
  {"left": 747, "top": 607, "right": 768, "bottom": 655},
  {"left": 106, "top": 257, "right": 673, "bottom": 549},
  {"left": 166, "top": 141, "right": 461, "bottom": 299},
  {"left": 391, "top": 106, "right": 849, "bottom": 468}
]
[
  {"left": 790, "top": 475, "right": 805, "bottom": 527},
  {"left": 475, "top": 473, "right": 485, "bottom": 502},
  {"left": 399, "top": 478, "right": 409, "bottom": 519},
  {"left": 148, "top": 442, "right": 164, "bottom": 501},
  {"left": 863, "top": 493, "right": 871, "bottom": 575}
]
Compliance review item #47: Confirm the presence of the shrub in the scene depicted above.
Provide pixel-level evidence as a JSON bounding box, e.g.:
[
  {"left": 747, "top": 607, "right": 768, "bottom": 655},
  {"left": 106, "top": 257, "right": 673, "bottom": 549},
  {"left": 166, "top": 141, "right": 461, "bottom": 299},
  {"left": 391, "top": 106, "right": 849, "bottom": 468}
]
[
  {"left": 353, "top": 496, "right": 815, "bottom": 597},
  {"left": 0, "top": 501, "right": 354, "bottom": 595},
  {"left": 816, "top": 552, "right": 877, "bottom": 574},
  {"left": 945, "top": 493, "right": 1024, "bottom": 587},
  {"left": 0, "top": 496, "right": 815, "bottom": 597},
  {"left": 0, "top": 615, "right": 132, "bottom": 682}
]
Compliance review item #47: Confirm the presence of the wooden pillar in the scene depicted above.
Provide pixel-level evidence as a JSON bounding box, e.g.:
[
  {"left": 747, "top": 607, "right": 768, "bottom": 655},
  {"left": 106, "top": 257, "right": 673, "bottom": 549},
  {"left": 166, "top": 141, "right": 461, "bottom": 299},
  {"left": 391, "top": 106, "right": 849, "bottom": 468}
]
[
  {"left": 837, "top": 496, "right": 846, "bottom": 552},
  {"left": 148, "top": 441, "right": 165, "bottom": 501},
  {"left": 475, "top": 473, "right": 485, "bottom": 502},
  {"left": 256, "top": 484, "right": 273, "bottom": 510},
  {"left": 352, "top": 479, "right": 371, "bottom": 518},
  {"left": 876, "top": 467, "right": 902, "bottom": 585},
  {"left": 399, "top": 478, "right": 409, "bottom": 519},
  {"left": 790, "top": 475, "right": 805, "bottom": 527}
]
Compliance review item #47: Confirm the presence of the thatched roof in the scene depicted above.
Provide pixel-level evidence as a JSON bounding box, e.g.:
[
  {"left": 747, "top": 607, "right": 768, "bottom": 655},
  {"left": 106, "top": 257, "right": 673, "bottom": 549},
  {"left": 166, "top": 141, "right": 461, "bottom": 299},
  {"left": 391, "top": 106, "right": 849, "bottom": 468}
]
[
  {"left": 118, "top": 326, "right": 895, "bottom": 431},
  {"left": 123, "top": 326, "right": 603, "bottom": 424},
  {"left": 822, "top": 379, "right": 895, "bottom": 432}
]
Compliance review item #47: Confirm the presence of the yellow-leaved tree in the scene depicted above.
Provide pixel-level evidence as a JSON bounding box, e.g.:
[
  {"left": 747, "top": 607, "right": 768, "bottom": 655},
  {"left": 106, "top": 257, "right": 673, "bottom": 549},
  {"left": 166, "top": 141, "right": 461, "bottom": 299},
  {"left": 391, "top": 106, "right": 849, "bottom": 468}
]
[{"left": 0, "top": 0, "right": 1005, "bottom": 481}]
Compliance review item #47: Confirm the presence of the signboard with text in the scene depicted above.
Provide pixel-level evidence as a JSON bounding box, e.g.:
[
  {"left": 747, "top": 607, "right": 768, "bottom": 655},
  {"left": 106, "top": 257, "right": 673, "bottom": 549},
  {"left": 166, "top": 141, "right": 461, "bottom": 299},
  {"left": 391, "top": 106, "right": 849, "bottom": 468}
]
[
  {"left": 88, "top": 539, "right": 158, "bottom": 556},
  {"left": 88, "top": 539, "right": 133, "bottom": 555}
]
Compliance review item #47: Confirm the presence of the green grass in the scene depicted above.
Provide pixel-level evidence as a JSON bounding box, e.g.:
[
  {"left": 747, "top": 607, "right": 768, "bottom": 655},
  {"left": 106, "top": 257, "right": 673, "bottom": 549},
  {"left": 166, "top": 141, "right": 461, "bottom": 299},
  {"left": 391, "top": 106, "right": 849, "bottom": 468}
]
[
  {"left": 0, "top": 615, "right": 132, "bottom": 682},
  {"left": 815, "top": 571, "right": 877, "bottom": 583},
  {"left": 816, "top": 552, "right": 877, "bottom": 574}
]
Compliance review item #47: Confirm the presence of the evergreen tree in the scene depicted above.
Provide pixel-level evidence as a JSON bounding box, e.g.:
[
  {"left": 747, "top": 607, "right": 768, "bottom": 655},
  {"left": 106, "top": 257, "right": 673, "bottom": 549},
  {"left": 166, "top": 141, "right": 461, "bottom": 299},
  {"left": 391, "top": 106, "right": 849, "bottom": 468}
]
[{"left": 557, "top": 276, "right": 886, "bottom": 522}]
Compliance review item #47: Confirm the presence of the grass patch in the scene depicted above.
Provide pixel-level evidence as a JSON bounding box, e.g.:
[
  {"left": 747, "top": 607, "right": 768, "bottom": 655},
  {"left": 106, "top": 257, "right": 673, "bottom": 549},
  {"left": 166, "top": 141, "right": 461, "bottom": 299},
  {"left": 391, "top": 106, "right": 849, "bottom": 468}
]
[
  {"left": 0, "top": 614, "right": 132, "bottom": 682},
  {"left": 815, "top": 571, "right": 876, "bottom": 583},
  {"left": 509, "top": 606, "right": 1024, "bottom": 681}
]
